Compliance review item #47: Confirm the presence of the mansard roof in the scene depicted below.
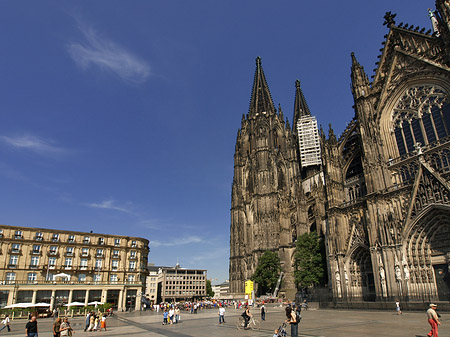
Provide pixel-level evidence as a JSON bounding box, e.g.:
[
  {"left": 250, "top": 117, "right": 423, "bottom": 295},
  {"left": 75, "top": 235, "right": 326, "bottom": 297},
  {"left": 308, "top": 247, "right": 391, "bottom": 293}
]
[{"left": 248, "top": 57, "right": 276, "bottom": 116}]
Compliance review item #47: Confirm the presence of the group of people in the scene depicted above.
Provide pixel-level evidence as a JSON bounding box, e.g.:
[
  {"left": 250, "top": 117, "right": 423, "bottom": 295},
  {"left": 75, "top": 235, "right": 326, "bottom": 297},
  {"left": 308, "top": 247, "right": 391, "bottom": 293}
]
[
  {"left": 52, "top": 317, "right": 74, "bottom": 337},
  {"left": 84, "top": 312, "right": 107, "bottom": 332},
  {"left": 162, "top": 306, "right": 181, "bottom": 325}
]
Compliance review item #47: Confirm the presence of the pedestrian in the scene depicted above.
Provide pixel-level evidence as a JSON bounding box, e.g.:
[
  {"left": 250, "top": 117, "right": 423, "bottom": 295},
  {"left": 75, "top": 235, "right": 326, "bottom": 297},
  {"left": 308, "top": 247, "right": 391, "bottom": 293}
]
[
  {"left": 395, "top": 300, "right": 402, "bottom": 315},
  {"left": 87, "top": 313, "right": 95, "bottom": 331},
  {"left": 163, "top": 309, "right": 168, "bottom": 325},
  {"left": 53, "top": 318, "right": 61, "bottom": 337},
  {"left": 261, "top": 302, "right": 266, "bottom": 321},
  {"left": 99, "top": 314, "right": 107, "bottom": 331},
  {"left": 83, "top": 312, "right": 90, "bottom": 332},
  {"left": 59, "top": 317, "right": 73, "bottom": 337},
  {"left": 218, "top": 305, "right": 226, "bottom": 324},
  {"left": 169, "top": 307, "right": 175, "bottom": 324},
  {"left": 175, "top": 307, "right": 181, "bottom": 323},
  {"left": 53, "top": 309, "right": 59, "bottom": 318},
  {"left": 427, "top": 303, "right": 441, "bottom": 337},
  {"left": 94, "top": 315, "right": 100, "bottom": 331},
  {"left": 285, "top": 305, "right": 298, "bottom": 337},
  {"left": 0, "top": 314, "right": 11, "bottom": 333},
  {"left": 25, "top": 315, "right": 38, "bottom": 337}
]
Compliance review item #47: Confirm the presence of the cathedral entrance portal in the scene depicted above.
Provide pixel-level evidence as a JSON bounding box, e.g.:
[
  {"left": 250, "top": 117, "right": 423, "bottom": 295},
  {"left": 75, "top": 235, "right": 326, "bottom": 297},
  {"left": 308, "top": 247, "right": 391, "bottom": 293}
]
[
  {"left": 405, "top": 205, "right": 450, "bottom": 301},
  {"left": 348, "top": 247, "right": 375, "bottom": 301}
]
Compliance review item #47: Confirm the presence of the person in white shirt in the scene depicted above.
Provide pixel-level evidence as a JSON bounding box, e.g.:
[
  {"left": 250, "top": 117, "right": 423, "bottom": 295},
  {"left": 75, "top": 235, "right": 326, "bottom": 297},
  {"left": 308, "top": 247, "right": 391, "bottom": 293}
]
[
  {"left": 427, "top": 303, "right": 441, "bottom": 337},
  {"left": 218, "top": 306, "right": 226, "bottom": 324},
  {"left": 0, "top": 314, "right": 10, "bottom": 332}
]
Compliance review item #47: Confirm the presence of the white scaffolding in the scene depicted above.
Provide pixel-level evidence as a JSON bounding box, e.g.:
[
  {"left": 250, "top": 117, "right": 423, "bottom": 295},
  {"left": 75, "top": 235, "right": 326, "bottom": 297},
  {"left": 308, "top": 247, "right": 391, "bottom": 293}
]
[{"left": 297, "top": 116, "right": 322, "bottom": 167}]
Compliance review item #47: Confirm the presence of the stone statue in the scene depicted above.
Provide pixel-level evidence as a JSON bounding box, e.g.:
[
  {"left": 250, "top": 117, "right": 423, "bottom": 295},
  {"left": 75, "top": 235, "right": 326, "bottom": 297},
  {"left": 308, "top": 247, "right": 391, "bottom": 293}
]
[
  {"left": 335, "top": 272, "right": 342, "bottom": 298},
  {"left": 379, "top": 266, "right": 385, "bottom": 281},
  {"left": 403, "top": 264, "right": 410, "bottom": 280},
  {"left": 395, "top": 265, "right": 402, "bottom": 281}
]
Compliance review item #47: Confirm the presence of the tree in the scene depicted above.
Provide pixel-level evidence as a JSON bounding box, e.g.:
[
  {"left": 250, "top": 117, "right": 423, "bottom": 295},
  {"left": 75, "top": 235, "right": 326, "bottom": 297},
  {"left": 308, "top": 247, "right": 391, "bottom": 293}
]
[
  {"left": 294, "top": 232, "right": 326, "bottom": 290},
  {"left": 251, "top": 250, "right": 282, "bottom": 295},
  {"left": 206, "top": 279, "right": 215, "bottom": 297}
]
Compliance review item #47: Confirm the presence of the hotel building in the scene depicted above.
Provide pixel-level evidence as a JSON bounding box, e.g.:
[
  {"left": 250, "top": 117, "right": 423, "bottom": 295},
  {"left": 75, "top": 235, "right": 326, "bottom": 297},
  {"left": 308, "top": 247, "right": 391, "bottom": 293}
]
[{"left": 0, "top": 225, "right": 149, "bottom": 311}]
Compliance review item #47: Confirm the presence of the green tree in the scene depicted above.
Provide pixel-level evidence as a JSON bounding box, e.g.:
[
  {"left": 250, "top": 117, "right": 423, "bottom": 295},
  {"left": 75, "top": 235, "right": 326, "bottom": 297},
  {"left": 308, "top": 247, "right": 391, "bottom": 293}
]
[
  {"left": 294, "top": 232, "right": 326, "bottom": 289},
  {"left": 206, "top": 279, "right": 215, "bottom": 297},
  {"left": 251, "top": 250, "right": 282, "bottom": 295}
]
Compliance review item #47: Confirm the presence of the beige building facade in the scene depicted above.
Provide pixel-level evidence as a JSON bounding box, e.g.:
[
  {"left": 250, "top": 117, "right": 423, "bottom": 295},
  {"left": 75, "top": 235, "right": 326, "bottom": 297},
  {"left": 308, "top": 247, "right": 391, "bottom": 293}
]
[
  {"left": 0, "top": 225, "right": 149, "bottom": 311},
  {"left": 157, "top": 265, "right": 206, "bottom": 302}
]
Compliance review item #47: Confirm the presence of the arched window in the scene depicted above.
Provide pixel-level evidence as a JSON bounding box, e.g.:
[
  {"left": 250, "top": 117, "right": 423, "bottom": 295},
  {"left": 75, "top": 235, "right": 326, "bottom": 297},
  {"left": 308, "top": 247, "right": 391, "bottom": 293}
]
[{"left": 393, "top": 85, "right": 450, "bottom": 156}]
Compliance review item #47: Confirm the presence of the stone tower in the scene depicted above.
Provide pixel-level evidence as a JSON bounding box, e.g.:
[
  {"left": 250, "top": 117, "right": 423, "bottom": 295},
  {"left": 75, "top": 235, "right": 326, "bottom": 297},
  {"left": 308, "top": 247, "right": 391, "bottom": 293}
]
[{"left": 229, "top": 57, "right": 302, "bottom": 296}]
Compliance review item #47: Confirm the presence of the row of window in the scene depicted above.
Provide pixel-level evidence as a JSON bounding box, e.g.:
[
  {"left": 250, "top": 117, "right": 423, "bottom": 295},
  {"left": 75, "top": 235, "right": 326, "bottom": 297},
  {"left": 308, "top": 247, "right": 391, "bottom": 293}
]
[
  {"left": 166, "top": 281, "right": 204, "bottom": 285},
  {"left": 163, "top": 291, "right": 203, "bottom": 296},
  {"left": 5, "top": 272, "right": 136, "bottom": 283},
  {"left": 0, "top": 230, "right": 138, "bottom": 247},
  {"left": 7, "top": 255, "right": 139, "bottom": 270},
  {"left": 165, "top": 275, "right": 205, "bottom": 280},
  {"left": 6, "top": 244, "right": 138, "bottom": 259},
  {"left": 164, "top": 286, "right": 204, "bottom": 290}
]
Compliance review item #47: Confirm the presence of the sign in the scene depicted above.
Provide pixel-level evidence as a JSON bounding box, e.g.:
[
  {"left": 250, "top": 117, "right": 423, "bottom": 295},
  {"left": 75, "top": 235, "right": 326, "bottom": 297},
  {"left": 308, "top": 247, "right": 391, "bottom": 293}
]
[{"left": 245, "top": 280, "right": 254, "bottom": 294}]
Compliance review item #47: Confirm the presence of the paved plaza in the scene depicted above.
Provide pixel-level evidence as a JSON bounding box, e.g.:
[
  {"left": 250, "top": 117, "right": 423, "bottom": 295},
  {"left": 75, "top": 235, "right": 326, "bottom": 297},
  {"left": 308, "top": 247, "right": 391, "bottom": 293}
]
[{"left": 1, "top": 306, "right": 449, "bottom": 337}]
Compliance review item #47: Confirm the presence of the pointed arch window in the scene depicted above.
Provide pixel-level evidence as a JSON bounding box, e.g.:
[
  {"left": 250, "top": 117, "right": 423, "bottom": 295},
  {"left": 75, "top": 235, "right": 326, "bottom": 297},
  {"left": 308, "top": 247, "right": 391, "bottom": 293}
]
[{"left": 393, "top": 85, "right": 450, "bottom": 156}]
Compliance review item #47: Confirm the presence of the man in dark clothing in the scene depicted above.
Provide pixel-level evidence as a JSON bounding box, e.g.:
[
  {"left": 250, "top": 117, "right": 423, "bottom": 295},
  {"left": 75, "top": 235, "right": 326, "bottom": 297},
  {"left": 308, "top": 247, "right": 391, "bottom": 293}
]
[{"left": 25, "top": 316, "right": 38, "bottom": 337}]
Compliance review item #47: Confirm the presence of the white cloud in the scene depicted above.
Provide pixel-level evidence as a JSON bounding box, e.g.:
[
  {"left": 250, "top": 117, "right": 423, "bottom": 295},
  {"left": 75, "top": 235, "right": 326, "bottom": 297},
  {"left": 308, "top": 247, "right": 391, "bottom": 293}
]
[
  {"left": 151, "top": 236, "right": 206, "bottom": 248},
  {"left": 0, "top": 135, "right": 68, "bottom": 157},
  {"left": 87, "top": 199, "right": 133, "bottom": 214},
  {"left": 67, "top": 20, "right": 150, "bottom": 83}
]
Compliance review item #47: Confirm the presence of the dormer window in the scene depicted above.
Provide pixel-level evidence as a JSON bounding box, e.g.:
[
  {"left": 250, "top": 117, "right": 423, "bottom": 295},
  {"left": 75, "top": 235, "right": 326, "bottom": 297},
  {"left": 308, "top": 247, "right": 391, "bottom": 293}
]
[
  {"left": 68, "top": 235, "right": 75, "bottom": 243},
  {"left": 52, "top": 233, "right": 59, "bottom": 242},
  {"left": 98, "top": 237, "right": 105, "bottom": 245},
  {"left": 131, "top": 240, "right": 137, "bottom": 248},
  {"left": 114, "top": 238, "right": 120, "bottom": 246},
  {"left": 83, "top": 236, "right": 90, "bottom": 244},
  {"left": 14, "top": 230, "right": 23, "bottom": 239},
  {"left": 0, "top": 229, "right": 3, "bottom": 238},
  {"left": 35, "top": 232, "right": 43, "bottom": 241}
]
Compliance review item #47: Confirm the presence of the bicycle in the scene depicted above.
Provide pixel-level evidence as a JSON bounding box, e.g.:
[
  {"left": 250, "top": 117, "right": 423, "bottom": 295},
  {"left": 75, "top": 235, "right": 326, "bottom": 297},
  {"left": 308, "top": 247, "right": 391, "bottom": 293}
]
[{"left": 236, "top": 315, "right": 260, "bottom": 330}]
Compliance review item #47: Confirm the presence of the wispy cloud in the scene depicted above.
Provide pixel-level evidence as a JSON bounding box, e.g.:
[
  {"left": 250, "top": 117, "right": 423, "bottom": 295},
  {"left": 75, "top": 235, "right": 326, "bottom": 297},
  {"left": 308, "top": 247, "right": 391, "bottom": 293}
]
[
  {"left": 67, "top": 19, "right": 150, "bottom": 83},
  {"left": 0, "top": 135, "right": 68, "bottom": 157},
  {"left": 151, "top": 236, "right": 206, "bottom": 248},
  {"left": 86, "top": 199, "right": 134, "bottom": 214}
]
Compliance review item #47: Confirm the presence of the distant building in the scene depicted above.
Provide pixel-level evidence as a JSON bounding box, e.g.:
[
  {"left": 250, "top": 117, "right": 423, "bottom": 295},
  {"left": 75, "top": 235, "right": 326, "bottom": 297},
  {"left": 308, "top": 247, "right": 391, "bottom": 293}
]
[
  {"left": 156, "top": 264, "right": 206, "bottom": 302},
  {"left": 145, "top": 265, "right": 159, "bottom": 304},
  {"left": 212, "top": 280, "right": 230, "bottom": 299},
  {"left": 0, "top": 225, "right": 149, "bottom": 311}
]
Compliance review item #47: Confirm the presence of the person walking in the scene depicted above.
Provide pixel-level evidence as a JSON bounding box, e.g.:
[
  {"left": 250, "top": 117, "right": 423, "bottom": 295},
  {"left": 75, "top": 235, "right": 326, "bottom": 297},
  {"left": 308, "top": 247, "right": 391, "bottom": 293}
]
[
  {"left": 427, "top": 303, "right": 441, "bottom": 337},
  {"left": 99, "top": 314, "right": 107, "bottom": 331},
  {"left": 83, "top": 312, "right": 90, "bottom": 332},
  {"left": 87, "top": 313, "right": 95, "bottom": 331},
  {"left": 395, "top": 300, "right": 402, "bottom": 315},
  {"left": 175, "top": 307, "right": 180, "bottom": 324},
  {"left": 0, "top": 314, "right": 11, "bottom": 333},
  {"left": 261, "top": 303, "right": 266, "bottom": 321},
  {"left": 25, "top": 316, "right": 38, "bottom": 337},
  {"left": 285, "top": 305, "right": 298, "bottom": 337},
  {"left": 218, "top": 305, "right": 226, "bottom": 324},
  {"left": 53, "top": 318, "right": 61, "bottom": 337},
  {"left": 59, "top": 317, "right": 74, "bottom": 337}
]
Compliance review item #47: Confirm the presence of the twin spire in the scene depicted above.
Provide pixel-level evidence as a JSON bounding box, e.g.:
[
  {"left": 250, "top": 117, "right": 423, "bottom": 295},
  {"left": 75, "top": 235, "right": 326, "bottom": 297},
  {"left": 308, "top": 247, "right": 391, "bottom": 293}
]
[
  {"left": 248, "top": 57, "right": 311, "bottom": 130},
  {"left": 249, "top": 57, "right": 276, "bottom": 116}
]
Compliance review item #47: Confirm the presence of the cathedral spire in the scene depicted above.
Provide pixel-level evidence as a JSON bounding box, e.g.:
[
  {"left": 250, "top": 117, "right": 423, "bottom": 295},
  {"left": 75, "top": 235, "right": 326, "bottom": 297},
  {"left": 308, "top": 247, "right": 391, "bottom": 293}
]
[
  {"left": 293, "top": 79, "right": 311, "bottom": 132},
  {"left": 248, "top": 57, "right": 276, "bottom": 116},
  {"left": 351, "top": 52, "right": 370, "bottom": 99}
]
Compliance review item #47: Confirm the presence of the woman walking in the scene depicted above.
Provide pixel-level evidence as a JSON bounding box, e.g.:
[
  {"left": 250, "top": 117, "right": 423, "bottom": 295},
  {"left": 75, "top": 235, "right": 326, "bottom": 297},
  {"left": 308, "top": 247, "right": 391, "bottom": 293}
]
[
  {"left": 59, "top": 317, "right": 73, "bottom": 337},
  {"left": 53, "top": 318, "right": 61, "bottom": 337},
  {"left": 285, "top": 305, "right": 298, "bottom": 337}
]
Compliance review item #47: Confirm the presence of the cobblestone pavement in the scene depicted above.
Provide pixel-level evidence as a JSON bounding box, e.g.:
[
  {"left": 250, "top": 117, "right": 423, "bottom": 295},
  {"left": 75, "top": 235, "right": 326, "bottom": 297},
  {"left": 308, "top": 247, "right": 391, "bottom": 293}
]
[{"left": 1, "top": 306, "right": 449, "bottom": 336}]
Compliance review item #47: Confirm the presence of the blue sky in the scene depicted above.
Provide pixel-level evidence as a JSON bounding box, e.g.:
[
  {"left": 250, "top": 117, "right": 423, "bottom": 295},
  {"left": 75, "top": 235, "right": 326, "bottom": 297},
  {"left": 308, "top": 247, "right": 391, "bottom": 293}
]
[{"left": 0, "top": 1, "right": 431, "bottom": 283}]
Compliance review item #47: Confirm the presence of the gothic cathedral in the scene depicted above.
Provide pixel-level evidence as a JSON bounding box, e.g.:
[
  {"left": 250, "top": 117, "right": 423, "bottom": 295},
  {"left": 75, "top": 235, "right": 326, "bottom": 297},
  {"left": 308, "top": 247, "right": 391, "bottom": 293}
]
[{"left": 230, "top": 1, "right": 450, "bottom": 302}]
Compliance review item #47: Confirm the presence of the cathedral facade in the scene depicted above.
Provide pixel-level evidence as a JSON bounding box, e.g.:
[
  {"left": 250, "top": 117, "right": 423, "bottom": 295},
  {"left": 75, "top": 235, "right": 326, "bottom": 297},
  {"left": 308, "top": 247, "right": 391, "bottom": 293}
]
[{"left": 230, "top": 1, "right": 450, "bottom": 302}]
